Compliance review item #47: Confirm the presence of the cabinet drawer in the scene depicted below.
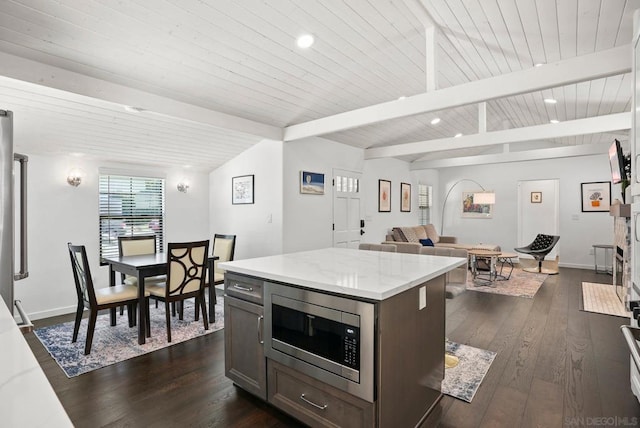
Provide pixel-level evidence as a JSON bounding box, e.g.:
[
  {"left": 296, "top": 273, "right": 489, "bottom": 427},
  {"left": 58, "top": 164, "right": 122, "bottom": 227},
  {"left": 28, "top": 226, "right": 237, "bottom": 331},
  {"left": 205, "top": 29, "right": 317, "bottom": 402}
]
[
  {"left": 225, "top": 273, "right": 263, "bottom": 304},
  {"left": 267, "top": 360, "right": 375, "bottom": 428}
]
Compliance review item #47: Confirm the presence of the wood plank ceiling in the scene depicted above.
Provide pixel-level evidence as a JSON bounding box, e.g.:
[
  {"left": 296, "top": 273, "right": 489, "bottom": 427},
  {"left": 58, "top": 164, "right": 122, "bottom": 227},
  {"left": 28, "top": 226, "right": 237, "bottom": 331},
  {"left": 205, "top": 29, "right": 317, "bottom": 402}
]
[{"left": 0, "top": 0, "right": 636, "bottom": 170}]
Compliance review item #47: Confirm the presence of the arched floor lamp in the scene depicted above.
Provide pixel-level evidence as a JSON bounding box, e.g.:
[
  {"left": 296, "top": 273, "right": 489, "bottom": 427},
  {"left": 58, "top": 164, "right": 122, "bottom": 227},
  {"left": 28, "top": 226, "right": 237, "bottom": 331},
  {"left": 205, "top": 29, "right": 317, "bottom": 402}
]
[
  {"left": 441, "top": 179, "right": 495, "bottom": 369},
  {"left": 440, "top": 179, "right": 495, "bottom": 235}
]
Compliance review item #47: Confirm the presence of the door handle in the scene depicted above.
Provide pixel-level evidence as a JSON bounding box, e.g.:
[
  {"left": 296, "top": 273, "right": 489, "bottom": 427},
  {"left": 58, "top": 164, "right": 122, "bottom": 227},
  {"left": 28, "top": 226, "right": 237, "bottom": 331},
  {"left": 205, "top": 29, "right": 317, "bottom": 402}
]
[
  {"left": 257, "top": 315, "right": 264, "bottom": 344},
  {"left": 360, "top": 229, "right": 365, "bottom": 235},
  {"left": 14, "top": 154, "right": 28, "bottom": 281}
]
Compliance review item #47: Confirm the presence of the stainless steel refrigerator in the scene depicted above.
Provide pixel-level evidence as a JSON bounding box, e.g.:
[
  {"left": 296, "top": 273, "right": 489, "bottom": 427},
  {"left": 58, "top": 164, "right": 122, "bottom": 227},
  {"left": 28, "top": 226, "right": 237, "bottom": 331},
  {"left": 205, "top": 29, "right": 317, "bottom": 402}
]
[{"left": 0, "top": 109, "right": 31, "bottom": 330}]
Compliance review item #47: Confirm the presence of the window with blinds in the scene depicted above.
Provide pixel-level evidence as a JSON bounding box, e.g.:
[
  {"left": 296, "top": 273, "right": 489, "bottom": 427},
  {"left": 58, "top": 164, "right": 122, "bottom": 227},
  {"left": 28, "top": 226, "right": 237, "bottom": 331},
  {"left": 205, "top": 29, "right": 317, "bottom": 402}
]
[
  {"left": 99, "top": 174, "right": 165, "bottom": 262},
  {"left": 418, "top": 184, "right": 432, "bottom": 225}
]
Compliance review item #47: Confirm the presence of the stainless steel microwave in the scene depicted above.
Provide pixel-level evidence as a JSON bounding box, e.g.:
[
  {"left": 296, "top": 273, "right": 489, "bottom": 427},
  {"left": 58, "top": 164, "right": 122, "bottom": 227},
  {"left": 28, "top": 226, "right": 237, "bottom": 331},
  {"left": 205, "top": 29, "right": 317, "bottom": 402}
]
[{"left": 263, "top": 281, "right": 376, "bottom": 403}]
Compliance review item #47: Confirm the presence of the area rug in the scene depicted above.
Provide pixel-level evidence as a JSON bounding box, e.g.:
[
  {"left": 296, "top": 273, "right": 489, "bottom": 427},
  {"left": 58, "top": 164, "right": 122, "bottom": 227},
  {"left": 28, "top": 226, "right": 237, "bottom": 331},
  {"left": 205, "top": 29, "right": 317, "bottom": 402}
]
[
  {"left": 581, "top": 282, "right": 630, "bottom": 318},
  {"left": 442, "top": 340, "right": 496, "bottom": 403},
  {"left": 34, "top": 297, "right": 224, "bottom": 377},
  {"left": 466, "top": 267, "right": 548, "bottom": 298}
]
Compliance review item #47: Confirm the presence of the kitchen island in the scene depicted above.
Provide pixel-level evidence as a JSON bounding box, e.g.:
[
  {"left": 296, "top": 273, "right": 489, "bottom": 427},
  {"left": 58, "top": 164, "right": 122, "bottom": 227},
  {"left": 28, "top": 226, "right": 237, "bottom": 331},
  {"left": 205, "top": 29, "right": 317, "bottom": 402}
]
[
  {"left": 219, "top": 247, "right": 466, "bottom": 427},
  {"left": 0, "top": 301, "right": 72, "bottom": 427}
]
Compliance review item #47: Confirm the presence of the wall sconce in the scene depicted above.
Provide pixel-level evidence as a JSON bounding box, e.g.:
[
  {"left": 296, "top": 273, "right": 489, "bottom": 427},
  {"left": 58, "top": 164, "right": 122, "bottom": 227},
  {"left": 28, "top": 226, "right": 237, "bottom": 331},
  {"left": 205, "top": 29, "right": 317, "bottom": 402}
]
[
  {"left": 177, "top": 180, "right": 189, "bottom": 193},
  {"left": 67, "top": 168, "right": 84, "bottom": 187}
]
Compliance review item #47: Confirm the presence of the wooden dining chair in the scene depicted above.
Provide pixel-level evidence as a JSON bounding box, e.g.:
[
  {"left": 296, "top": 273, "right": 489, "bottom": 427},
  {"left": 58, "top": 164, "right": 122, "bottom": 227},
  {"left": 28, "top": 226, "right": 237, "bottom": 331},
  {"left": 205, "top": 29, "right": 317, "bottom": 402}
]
[
  {"left": 207, "top": 234, "right": 236, "bottom": 320},
  {"left": 68, "top": 243, "right": 150, "bottom": 355},
  {"left": 145, "top": 240, "right": 210, "bottom": 342}
]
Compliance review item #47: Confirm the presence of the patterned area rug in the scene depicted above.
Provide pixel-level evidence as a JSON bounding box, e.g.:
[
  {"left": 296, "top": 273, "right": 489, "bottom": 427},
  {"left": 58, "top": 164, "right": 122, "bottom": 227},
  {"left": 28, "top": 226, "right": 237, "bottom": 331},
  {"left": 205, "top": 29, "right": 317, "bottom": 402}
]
[
  {"left": 581, "top": 282, "right": 630, "bottom": 318},
  {"left": 466, "top": 267, "right": 548, "bottom": 298},
  {"left": 442, "top": 340, "right": 496, "bottom": 403},
  {"left": 34, "top": 297, "right": 224, "bottom": 377}
]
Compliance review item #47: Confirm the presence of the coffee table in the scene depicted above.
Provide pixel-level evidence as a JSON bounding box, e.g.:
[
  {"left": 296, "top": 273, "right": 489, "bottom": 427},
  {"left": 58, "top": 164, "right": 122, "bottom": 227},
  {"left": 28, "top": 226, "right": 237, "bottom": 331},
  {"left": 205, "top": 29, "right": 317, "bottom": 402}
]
[{"left": 468, "top": 249, "right": 502, "bottom": 285}]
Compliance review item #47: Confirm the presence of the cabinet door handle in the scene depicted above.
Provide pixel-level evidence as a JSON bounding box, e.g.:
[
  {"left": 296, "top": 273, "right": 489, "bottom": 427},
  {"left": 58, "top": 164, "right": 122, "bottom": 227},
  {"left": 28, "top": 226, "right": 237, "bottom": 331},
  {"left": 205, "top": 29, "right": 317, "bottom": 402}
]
[
  {"left": 636, "top": 214, "right": 640, "bottom": 242},
  {"left": 300, "top": 394, "right": 328, "bottom": 410},
  {"left": 257, "top": 315, "right": 264, "bottom": 344},
  {"left": 233, "top": 284, "right": 253, "bottom": 292},
  {"left": 636, "top": 155, "right": 640, "bottom": 183}
]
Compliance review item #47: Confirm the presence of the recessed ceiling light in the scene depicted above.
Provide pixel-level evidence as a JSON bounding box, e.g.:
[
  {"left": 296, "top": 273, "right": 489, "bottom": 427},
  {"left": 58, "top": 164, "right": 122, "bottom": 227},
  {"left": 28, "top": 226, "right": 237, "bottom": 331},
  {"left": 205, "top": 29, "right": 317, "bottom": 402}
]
[
  {"left": 296, "top": 34, "right": 314, "bottom": 49},
  {"left": 550, "top": 119, "right": 560, "bottom": 124},
  {"left": 454, "top": 133, "right": 463, "bottom": 138},
  {"left": 397, "top": 96, "right": 406, "bottom": 101},
  {"left": 124, "top": 105, "right": 144, "bottom": 113},
  {"left": 544, "top": 98, "right": 557, "bottom": 104},
  {"left": 430, "top": 117, "right": 441, "bottom": 125},
  {"left": 534, "top": 63, "right": 545, "bottom": 67}
]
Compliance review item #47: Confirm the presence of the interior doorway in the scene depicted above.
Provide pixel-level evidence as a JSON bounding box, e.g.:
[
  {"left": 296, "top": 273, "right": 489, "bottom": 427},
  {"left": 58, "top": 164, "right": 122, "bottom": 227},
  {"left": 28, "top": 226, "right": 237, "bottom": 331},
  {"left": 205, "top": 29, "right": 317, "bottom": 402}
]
[
  {"left": 517, "top": 179, "right": 560, "bottom": 260},
  {"left": 333, "top": 169, "right": 363, "bottom": 248}
]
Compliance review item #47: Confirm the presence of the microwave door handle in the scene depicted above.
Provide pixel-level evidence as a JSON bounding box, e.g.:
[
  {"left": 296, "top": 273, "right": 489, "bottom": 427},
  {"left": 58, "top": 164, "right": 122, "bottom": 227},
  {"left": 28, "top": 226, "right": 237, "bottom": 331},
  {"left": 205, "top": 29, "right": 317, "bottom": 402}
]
[
  {"left": 258, "top": 315, "right": 264, "bottom": 344},
  {"left": 13, "top": 154, "right": 28, "bottom": 281}
]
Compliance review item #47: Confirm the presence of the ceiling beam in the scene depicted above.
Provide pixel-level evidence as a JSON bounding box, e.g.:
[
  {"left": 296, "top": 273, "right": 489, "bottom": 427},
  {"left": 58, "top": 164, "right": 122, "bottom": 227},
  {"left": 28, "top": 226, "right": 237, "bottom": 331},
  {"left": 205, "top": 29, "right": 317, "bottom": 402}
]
[
  {"left": 365, "top": 112, "right": 630, "bottom": 159},
  {"left": 283, "top": 45, "right": 631, "bottom": 141},
  {"left": 409, "top": 141, "right": 612, "bottom": 170},
  {"left": 0, "top": 51, "right": 283, "bottom": 141}
]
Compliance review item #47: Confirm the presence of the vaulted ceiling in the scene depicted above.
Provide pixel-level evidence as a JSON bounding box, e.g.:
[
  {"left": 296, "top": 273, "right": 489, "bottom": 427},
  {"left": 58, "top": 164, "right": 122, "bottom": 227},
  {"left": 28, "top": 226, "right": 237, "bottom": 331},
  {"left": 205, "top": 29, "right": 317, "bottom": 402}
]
[{"left": 0, "top": 0, "right": 636, "bottom": 171}]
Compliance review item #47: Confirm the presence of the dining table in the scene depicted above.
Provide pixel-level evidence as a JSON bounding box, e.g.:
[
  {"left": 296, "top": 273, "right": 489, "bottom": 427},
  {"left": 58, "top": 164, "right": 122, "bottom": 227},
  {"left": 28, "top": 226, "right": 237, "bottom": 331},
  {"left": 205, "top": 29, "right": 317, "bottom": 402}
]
[{"left": 102, "top": 253, "right": 219, "bottom": 345}]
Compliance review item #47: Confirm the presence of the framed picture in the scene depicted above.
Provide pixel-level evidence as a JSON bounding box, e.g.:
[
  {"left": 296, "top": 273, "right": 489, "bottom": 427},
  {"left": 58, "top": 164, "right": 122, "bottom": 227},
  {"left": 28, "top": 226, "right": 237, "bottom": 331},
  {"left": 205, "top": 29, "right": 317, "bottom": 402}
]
[
  {"left": 400, "top": 182, "right": 411, "bottom": 212},
  {"left": 232, "top": 175, "right": 254, "bottom": 204},
  {"left": 461, "top": 191, "right": 493, "bottom": 218},
  {"left": 531, "top": 192, "right": 542, "bottom": 203},
  {"left": 378, "top": 179, "right": 391, "bottom": 212},
  {"left": 300, "top": 171, "right": 324, "bottom": 195},
  {"left": 581, "top": 181, "right": 611, "bottom": 212}
]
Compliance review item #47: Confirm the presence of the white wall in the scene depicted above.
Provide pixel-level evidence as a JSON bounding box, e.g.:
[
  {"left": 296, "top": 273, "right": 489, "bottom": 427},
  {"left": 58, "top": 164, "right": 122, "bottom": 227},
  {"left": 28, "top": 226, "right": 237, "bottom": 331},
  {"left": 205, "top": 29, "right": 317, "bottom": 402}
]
[
  {"left": 433, "top": 154, "right": 615, "bottom": 269},
  {"left": 15, "top": 155, "right": 210, "bottom": 320},
  {"left": 361, "top": 157, "right": 421, "bottom": 244},
  {"left": 209, "top": 139, "right": 283, "bottom": 259},
  {"left": 282, "top": 137, "right": 363, "bottom": 252}
]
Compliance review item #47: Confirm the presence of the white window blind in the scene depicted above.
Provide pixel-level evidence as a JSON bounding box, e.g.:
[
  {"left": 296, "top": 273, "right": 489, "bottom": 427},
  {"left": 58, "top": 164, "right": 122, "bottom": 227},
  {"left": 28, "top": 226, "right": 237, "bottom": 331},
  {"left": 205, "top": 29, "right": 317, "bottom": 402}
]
[
  {"left": 99, "top": 174, "right": 165, "bottom": 262},
  {"left": 418, "top": 184, "right": 432, "bottom": 225}
]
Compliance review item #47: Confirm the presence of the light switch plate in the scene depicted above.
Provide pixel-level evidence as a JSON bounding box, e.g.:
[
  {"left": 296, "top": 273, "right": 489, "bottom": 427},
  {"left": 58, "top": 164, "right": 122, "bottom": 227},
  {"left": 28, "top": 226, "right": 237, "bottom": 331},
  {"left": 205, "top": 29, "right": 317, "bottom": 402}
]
[{"left": 419, "top": 286, "right": 426, "bottom": 310}]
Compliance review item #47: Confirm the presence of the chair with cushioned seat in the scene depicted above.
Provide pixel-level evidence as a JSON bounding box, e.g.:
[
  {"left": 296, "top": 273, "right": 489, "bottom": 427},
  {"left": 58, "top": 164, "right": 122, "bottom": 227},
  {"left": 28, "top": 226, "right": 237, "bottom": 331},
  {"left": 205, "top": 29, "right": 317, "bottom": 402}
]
[
  {"left": 146, "top": 240, "right": 210, "bottom": 342},
  {"left": 514, "top": 234, "right": 560, "bottom": 274},
  {"left": 68, "top": 243, "right": 150, "bottom": 355},
  {"left": 206, "top": 234, "right": 236, "bottom": 320},
  {"left": 118, "top": 235, "right": 166, "bottom": 314}
]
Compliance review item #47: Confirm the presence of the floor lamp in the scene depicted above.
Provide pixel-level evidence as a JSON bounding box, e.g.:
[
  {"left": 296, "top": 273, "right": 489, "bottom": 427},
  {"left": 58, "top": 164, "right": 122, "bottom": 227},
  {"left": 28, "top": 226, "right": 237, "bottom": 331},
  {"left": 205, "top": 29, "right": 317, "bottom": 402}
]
[
  {"left": 440, "top": 179, "right": 495, "bottom": 235},
  {"left": 441, "top": 179, "right": 495, "bottom": 369}
]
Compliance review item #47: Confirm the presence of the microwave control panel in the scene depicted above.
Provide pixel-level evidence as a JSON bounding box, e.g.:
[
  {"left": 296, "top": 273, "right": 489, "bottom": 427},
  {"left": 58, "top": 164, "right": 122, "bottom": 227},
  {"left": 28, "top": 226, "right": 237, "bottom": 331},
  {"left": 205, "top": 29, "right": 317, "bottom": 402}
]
[{"left": 343, "top": 326, "right": 360, "bottom": 370}]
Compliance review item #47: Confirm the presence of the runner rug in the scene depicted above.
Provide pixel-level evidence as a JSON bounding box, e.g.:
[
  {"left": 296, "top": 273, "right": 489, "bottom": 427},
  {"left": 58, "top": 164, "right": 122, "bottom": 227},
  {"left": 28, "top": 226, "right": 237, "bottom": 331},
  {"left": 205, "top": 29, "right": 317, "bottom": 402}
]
[
  {"left": 34, "top": 297, "right": 224, "bottom": 377},
  {"left": 442, "top": 340, "right": 496, "bottom": 403},
  {"left": 581, "top": 282, "right": 630, "bottom": 318},
  {"left": 466, "top": 267, "right": 548, "bottom": 298}
]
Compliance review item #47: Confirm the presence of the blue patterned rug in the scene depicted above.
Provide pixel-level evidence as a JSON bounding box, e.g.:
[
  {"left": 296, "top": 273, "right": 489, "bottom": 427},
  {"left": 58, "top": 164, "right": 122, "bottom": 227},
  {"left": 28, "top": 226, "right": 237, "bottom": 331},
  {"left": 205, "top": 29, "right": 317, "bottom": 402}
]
[
  {"left": 442, "top": 340, "right": 496, "bottom": 402},
  {"left": 34, "top": 297, "right": 224, "bottom": 377}
]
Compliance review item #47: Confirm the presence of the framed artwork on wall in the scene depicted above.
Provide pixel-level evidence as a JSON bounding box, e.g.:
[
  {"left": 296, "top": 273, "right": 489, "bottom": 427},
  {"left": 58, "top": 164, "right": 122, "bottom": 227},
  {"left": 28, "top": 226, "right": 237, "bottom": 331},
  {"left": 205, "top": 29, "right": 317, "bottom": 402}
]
[
  {"left": 232, "top": 175, "right": 254, "bottom": 204},
  {"left": 300, "top": 171, "right": 325, "bottom": 195},
  {"left": 581, "top": 181, "right": 611, "bottom": 212},
  {"left": 378, "top": 179, "right": 391, "bottom": 212},
  {"left": 400, "top": 182, "right": 411, "bottom": 212},
  {"left": 461, "top": 191, "right": 493, "bottom": 218},
  {"left": 531, "top": 192, "right": 542, "bottom": 203}
]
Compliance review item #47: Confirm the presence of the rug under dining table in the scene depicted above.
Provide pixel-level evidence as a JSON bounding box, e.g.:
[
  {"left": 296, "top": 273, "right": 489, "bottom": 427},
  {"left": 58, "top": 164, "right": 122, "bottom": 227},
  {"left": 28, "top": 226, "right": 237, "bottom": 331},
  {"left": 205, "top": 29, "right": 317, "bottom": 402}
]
[{"left": 34, "top": 297, "right": 224, "bottom": 377}]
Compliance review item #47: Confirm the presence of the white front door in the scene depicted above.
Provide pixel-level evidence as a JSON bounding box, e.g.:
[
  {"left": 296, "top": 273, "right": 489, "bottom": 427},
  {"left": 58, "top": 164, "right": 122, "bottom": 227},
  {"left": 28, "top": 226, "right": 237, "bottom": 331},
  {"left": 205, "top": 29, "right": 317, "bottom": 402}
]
[{"left": 333, "top": 169, "right": 363, "bottom": 248}]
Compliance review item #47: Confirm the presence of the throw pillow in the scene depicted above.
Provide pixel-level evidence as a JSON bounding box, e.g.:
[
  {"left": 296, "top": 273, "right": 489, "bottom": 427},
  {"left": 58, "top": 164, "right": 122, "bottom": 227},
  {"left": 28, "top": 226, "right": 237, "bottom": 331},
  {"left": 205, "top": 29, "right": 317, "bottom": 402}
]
[
  {"left": 399, "top": 227, "right": 419, "bottom": 242},
  {"left": 392, "top": 228, "right": 408, "bottom": 242},
  {"left": 420, "top": 238, "right": 434, "bottom": 247},
  {"left": 424, "top": 224, "right": 440, "bottom": 244}
]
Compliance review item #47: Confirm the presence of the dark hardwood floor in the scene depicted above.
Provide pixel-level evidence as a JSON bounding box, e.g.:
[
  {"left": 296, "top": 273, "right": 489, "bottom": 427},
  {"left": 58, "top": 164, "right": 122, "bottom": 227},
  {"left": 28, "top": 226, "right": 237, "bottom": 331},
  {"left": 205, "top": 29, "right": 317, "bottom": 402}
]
[{"left": 25, "top": 268, "right": 640, "bottom": 427}]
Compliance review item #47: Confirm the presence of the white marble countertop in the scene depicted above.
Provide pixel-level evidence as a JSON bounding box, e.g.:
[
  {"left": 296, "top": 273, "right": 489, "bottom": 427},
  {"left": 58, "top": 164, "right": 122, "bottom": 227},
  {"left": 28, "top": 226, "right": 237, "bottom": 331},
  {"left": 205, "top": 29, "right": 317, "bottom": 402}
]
[
  {"left": 0, "top": 301, "right": 72, "bottom": 427},
  {"left": 220, "top": 247, "right": 466, "bottom": 300}
]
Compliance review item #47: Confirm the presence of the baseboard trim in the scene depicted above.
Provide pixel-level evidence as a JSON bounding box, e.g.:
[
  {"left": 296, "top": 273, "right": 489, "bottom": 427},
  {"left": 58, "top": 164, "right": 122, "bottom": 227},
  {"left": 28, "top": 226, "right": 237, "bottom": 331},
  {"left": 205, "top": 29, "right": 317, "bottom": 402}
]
[{"left": 23, "top": 305, "right": 77, "bottom": 322}]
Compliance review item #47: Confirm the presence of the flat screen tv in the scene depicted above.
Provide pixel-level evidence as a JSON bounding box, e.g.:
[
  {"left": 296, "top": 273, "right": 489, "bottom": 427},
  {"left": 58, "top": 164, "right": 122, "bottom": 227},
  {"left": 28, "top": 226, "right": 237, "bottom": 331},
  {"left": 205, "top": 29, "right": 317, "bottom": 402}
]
[{"left": 609, "top": 139, "right": 625, "bottom": 184}]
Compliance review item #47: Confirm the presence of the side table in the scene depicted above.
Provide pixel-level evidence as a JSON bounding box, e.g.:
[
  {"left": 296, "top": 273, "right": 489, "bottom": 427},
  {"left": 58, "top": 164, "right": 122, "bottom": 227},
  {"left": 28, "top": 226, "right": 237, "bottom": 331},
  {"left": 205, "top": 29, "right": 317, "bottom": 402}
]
[
  {"left": 592, "top": 244, "right": 613, "bottom": 275},
  {"left": 468, "top": 249, "right": 502, "bottom": 285}
]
